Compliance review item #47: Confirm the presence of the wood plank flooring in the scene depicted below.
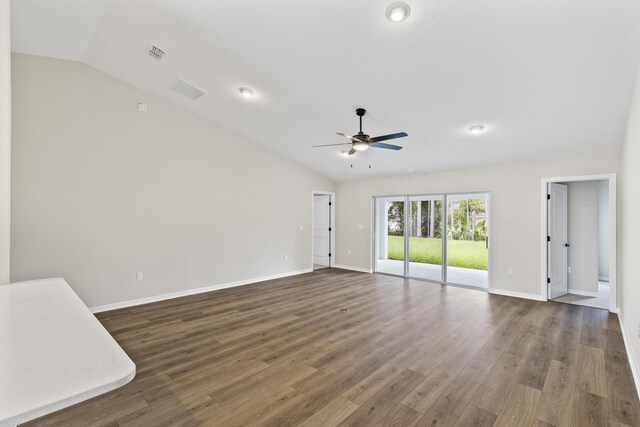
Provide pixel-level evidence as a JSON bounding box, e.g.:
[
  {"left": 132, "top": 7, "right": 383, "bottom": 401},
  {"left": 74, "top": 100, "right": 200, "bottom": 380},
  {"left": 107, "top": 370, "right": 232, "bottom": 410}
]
[{"left": 23, "top": 269, "right": 640, "bottom": 426}]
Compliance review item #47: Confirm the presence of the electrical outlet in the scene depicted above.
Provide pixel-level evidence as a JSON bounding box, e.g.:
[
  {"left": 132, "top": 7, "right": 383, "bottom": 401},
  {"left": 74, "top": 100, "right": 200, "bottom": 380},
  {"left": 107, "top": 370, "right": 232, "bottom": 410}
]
[
  {"left": 136, "top": 272, "right": 143, "bottom": 281},
  {"left": 299, "top": 224, "right": 303, "bottom": 230},
  {"left": 348, "top": 249, "right": 351, "bottom": 256},
  {"left": 507, "top": 267, "right": 513, "bottom": 275},
  {"left": 358, "top": 224, "right": 364, "bottom": 230},
  {"left": 284, "top": 254, "right": 288, "bottom": 261}
]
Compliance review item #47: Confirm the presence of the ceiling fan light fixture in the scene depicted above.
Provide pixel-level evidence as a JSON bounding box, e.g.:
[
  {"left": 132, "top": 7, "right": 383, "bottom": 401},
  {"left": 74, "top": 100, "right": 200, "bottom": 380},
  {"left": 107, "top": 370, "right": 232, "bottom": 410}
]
[
  {"left": 238, "top": 87, "right": 255, "bottom": 98},
  {"left": 386, "top": 2, "right": 411, "bottom": 23},
  {"left": 353, "top": 142, "right": 369, "bottom": 151}
]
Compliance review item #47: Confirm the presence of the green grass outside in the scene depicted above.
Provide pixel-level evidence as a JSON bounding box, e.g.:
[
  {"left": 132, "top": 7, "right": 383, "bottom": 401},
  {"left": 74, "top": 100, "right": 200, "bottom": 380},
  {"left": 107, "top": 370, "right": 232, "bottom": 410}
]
[{"left": 387, "top": 235, "right": 488, "bottom": 270}]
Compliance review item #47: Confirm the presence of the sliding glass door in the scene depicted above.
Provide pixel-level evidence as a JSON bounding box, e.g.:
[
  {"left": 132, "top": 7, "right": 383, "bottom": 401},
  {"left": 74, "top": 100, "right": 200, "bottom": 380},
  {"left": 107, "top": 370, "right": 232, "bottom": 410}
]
[
  {"left": 445, "top": 194, "right": 489, "bottom": 288},
  {"left": 374, "top": 197, "right": 406, "bottom": 276},
  {"left": 407, "top": 195, "right": 444, "bottom": 282},
  {"left": 374, "top": 192, "right": 490, "bottom": 289}
]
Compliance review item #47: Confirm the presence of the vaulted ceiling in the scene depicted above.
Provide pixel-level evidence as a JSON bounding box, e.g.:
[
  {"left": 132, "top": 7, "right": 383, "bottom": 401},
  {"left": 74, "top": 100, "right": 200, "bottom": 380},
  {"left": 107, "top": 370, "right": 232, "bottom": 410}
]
[{"left": 11, "top": 0, "right": 640, "bottom": 180}]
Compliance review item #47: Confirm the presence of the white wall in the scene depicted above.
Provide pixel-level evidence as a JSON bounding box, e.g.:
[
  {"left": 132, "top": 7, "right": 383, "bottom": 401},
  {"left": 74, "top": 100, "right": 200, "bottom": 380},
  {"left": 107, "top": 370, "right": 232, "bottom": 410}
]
[
  {"left": 562, "top": 181, "right": 598, "bottom": 294},
  {"left": 0, "top": 0, "right": 10, "bottom": 284},
  {"left": 336, "top": 155, "right": 618, "bottom": 298},
  {"left": 10, "top": 54, "right": 334, "bottom": 307},
  {"left": 598, "top": 179, "right": 610, "bottom": 280},
  {"left": 619, "top": 62, "right": 640, "bottom": 385}
]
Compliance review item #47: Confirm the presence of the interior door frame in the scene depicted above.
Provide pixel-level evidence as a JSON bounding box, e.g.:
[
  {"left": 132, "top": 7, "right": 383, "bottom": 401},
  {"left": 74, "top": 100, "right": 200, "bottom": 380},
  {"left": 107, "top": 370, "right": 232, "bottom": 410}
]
[
  {"left": 311, "top": 190, "right": 336, "bottom": 269},
  {"left": 540, "top": 174, "right": 617, "bottom": 312}
]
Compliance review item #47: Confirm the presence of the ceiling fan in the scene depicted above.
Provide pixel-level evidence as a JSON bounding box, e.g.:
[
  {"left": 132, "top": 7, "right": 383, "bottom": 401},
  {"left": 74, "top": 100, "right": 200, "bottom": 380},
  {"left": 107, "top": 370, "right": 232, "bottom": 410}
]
[{"left": 312, "top": 108, "right": 407, "bottom": 156}]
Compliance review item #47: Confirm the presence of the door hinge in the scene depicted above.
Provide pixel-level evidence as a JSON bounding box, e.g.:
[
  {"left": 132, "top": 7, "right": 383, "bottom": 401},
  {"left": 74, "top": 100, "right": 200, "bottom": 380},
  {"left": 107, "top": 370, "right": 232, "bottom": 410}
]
[
  {"left": 328, "top": 253, "right": 331, "bottom": 257},
  {"left": 547, "top": 278, "right": 551, "bottom": 284},
  {"left": 329, "top": 227, "right": 332, "bottom": 231},
  {"left": 547, "top": 236, "right": 550, "bottom": 242},
  {"left": 547, "top": 194, "right": 551, "bottom": 200},
  {"left": 329, "top": 202, "right": 332, "bottom": 206}
]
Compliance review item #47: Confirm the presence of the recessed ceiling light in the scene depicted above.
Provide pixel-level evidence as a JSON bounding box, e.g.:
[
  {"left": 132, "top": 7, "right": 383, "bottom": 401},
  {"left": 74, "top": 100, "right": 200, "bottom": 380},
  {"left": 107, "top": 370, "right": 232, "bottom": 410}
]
[
  {"left": 386, "top": 2, "right": 411, "bottom": 23},
  {"left": 239, "top": 87, "right": 255, "bottom": 98},
  {"left": 353, "top": 141, "right": 369, "bottom": 151},
  {"left": 468, "top": 125, "right": 485, "bottom": 134}
]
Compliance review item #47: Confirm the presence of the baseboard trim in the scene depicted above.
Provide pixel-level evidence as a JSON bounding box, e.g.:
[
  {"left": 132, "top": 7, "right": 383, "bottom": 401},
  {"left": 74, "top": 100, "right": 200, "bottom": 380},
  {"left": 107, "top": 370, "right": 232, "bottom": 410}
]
[
  {"left": 90, "top": 268, "right": 313, "bottom": 313},
  {"left": 567, "top": 289, "right": 599, "bottom": 297},
  {"left": 488, "top": 288, "right": 547, "bottom": 301},
  {"left": 332, "top": 264, "right": 373, "bottom": 274},
  {"left": 618, "top": 310, "right": 640, "bottom": 402}
]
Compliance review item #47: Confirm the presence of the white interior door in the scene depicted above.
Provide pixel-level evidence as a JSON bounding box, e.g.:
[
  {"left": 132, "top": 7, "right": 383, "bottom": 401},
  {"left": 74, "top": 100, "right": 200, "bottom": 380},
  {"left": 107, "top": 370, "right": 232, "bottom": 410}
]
[
  {"left": 548, "top": 183, "right": 569, "bottom": 299},
  {"left": 313, "top": 195, "right": 331, "bottom": 268}
]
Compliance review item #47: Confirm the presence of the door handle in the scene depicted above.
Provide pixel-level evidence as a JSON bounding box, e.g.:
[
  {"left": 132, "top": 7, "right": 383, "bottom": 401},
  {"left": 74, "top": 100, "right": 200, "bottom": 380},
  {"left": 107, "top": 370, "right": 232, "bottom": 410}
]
[{"left": 564, "top": 243, "right": 570, "bottom": 247}]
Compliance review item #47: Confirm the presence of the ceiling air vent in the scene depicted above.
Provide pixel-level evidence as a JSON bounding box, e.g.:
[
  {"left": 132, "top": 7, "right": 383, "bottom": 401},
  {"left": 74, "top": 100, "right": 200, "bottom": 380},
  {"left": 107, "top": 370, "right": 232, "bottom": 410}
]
[
  {"left": 148, "top": 45, "right": 165, "bottom": 60},
  {"left": 168, "top": 78, "right": 206, "bottom": 100}
]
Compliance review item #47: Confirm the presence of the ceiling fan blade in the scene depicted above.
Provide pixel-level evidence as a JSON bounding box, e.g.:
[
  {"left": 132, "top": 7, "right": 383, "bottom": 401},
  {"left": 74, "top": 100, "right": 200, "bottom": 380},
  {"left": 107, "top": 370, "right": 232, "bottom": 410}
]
[
  {"left": 311, "top": 143, "right": 353, "bottom": 148},
  {"left": 348, "top": 147, "right": 356, "bottom": 156},
  {"left": 337, "top": 132, "right": 367, "bottom": 142},
  {"left": 370, "top": 142, "right": 403, "bottom": 150},
  {"left": 369, "top": 132, "right": 408, "bottom": 143}
]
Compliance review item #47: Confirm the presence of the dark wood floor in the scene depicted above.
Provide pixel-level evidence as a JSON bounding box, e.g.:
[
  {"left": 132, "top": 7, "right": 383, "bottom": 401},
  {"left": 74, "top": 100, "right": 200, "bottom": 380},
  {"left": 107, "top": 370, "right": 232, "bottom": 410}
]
[{"left": 24, "top": 269, "right": 640, "bottom": 426}]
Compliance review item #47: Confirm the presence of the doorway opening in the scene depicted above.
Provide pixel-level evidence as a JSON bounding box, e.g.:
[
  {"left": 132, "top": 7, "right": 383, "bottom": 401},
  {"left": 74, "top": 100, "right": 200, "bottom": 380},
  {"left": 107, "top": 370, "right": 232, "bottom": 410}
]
[
  {"left": 543, "top": 175, "right": 616, "bottom": 311},
  {"left": 312, "top": 191, "right": 335, "bottom": 271},
  {"left": 373, "top": 192, "right": 490, "bottom": 290}
]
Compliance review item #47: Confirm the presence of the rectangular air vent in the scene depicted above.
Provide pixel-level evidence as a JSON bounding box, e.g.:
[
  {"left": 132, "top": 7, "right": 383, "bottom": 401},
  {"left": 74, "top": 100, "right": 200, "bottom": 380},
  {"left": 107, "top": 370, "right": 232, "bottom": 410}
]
[
  {"left": 168, "top": 78, "right": 206, "bottom": 100},
  {"left": 148, "top": 45, "right": 165, "bottom": 60}
]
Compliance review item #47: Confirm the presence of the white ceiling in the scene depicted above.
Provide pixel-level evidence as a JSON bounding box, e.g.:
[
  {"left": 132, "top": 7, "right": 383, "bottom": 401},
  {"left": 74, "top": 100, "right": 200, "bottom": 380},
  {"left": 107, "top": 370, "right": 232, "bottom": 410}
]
[{"left": 11, "top": 0, "right": 640, "bottom": 181}]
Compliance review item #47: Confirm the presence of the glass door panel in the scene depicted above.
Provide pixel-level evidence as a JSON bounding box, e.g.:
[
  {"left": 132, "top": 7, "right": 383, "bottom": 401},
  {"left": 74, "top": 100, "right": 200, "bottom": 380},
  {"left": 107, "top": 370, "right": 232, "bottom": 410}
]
[
  {"left": 407, "top": 195, "right": 444, "bottom": 282},
  {"left": 446, "top": 194, "right": 489, "bottom": 288},
  {"left": 374, "top": 197, "right": 406, "bottom": 276}
]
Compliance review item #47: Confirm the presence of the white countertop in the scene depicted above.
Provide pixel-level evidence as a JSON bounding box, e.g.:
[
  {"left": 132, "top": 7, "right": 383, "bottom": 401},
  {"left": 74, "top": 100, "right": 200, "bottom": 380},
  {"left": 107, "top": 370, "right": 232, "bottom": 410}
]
[{"left": 0, "top": 278, "right": 136, "bottom": 426}]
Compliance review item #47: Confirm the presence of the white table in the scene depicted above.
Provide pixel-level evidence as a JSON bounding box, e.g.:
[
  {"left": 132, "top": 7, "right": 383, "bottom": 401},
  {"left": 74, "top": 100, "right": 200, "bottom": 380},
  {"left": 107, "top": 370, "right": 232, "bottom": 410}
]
[{"left": 0, "top": 278, "right": 135, "bottom": 426}]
